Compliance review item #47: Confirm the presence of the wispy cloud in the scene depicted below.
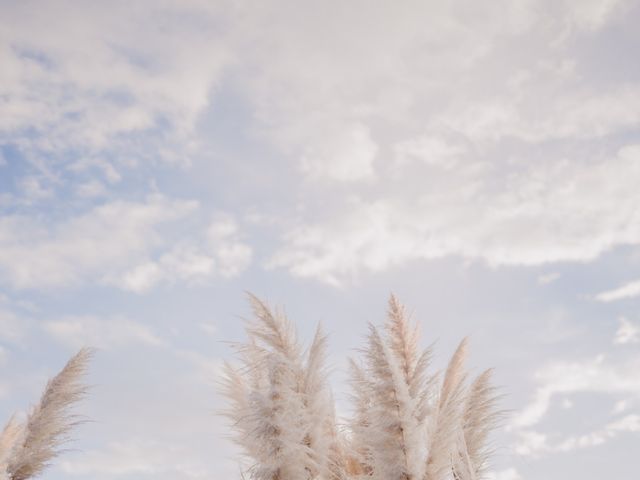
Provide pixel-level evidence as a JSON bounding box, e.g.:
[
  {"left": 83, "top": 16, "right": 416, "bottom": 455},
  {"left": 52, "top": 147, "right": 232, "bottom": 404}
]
[
  {"left": 0, "top": 195, "right": 197, "bottom": 289},
  {"left": 510, "top": 337, "right": 640, "bottom": 457},
  {"left": 512, "top": 353, "right": 640, "bottom": 430},
  {"left": 614, "top": 317, "right": 640, "bottom": 345},
  {"left": 116, "top": 215, "right": 252, "bottom": 293},
  {"left": 595, "top": 280, "right": 640, "bottom": 302},
  {"left": 538, "top": 272, "right": 561, "bottom": 285},
  {"left": 0, "top": 196, "right": 251, "bottom": 292},
  {"left": 271, "top": 144, "right": 640, "bottom": 284},
  {"left": 44, "top": 316, "right": 165, "bottom": 350},
  {"left": 1, "top": 1, "right": 229, "bottom": 167},
  {"left": 516, "top": 413, "right": 640, "bottom": 456}
]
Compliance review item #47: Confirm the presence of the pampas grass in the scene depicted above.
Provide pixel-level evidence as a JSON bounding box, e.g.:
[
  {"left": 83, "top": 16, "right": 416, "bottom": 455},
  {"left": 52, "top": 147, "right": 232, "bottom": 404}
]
[
  {"left": 223, "top": 294, "right": 501, "bottom": 480},
  {"left": 221, "top": 294, "right": 343, "bottom": 480},
  {"left": 0, "top": 349, "right": 92, "bottom": 480}
]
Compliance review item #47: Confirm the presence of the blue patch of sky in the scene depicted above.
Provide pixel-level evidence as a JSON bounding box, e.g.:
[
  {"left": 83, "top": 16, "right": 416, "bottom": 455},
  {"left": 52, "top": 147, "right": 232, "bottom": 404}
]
[
  {"left": 0, "top": 144, "right": 28, "bottom": 196},
  {"left": 13, "top": 45, "right": 55, "bottom": 70}
]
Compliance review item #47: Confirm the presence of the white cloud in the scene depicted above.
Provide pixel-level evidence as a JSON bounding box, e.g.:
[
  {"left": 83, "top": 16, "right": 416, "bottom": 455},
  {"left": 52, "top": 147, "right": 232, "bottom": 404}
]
[
  {"left": 117, "top": 215, "right": 252, "bottom": 293},
  {"left": 612, "top": 399, "right": 632, "bottom": 415},
  {"left": 119, "top": 247, "right": 216, "bottom": 294},
  {"left": 44, "top": 316, "right": 165, "bottom": 350},
  {"left": 300, "top": 123, "right": 378, "bottom": 182},
  {"left": 608, "top": 413, "right": 640, "bottom": 433},
  {"left": 206, "top": 215, "right": 253, "bottom": 276},
  {"left": 271, "top": 144, "right": 640, "bottom": 285},
  {"left": 228, "top": 0, "right": 636, "bottom": 193},
  {"left": 0, "top": 194, "right": 198, "bottom": 289},
  {"left": 562, "top": 0, "right": 626, "bottom": 30},
  {"left": 225, "top": 1, "right": 640, "bottom": 284},
  {"left": 237, "top": 0, "right": 537, "bottom": 181},
  {"left": 0, "top": 191, "right": 252, "bottom": 293},
  {"left": 0, "top": 1, "right": 229, "bottom": 162},
  {"left": 520, "top": 413, "right": 640, "bottom": 456},
  {"left": 512, "top": 353, "right": 640, "bottom": 429},
  {"left": 75, "top": 179, "right": 108, "bottom": 198},
  {"left": 441, "top": 86, "right": 640, "bottom": 144},
  {"left": 68, "top": 158, "right": 122, "bottom": 184},
  {"left": 3, "top": 1, "right": 639, "bottom": 288},
  {"left": 614, "top": 317, "right": 640, "bottom": 345},
  {"left": 119, "top": 262, "right": 164, "bottom": 294},
  {"left": 595, "top": 280, "right": 640, "bottom": 302},
  {"left": 511, "top": 338, "right": 640, "bottom": 457},
  {"left": 19, "top": 175, "right": 54, "bottom": 202},
  {"left": 394, "top": 135, "right": 465, "bottom": 169},
  {"left": 538, "top": 272, "right": 561, "bottom": 285}
]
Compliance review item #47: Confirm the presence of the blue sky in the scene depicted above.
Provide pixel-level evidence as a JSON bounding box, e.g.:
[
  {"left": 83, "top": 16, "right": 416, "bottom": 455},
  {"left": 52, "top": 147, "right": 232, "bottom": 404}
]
[{"left": 1, "top": 1, "right": 640, "bottom": 479}]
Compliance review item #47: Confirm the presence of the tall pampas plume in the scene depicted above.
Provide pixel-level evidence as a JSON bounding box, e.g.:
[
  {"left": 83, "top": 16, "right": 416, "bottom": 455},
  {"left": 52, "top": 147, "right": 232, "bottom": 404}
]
[
  {"left": 453, "top": 369, "right": 502, "bottom": 480},
  {"left": 425, "top": 339, "right": 468, "bottom": 480},
  {"left": 0, "top": 348, "right": 92, "bottom": 480},
  {"left": 220, "top": 294, "right": 344, "bottom": 480},
  {"left": 348, "top": 295, "right": 435, "bottom": 480}
]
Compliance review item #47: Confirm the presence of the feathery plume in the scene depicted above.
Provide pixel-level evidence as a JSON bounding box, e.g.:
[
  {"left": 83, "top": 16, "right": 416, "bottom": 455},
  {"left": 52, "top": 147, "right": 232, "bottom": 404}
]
[
  {"left": 304, "top": 325, "right": 346, "bottom": 480},
  {"left": 453, "top": 369, "right": 502, "bottom": 480},
  {"left": 426, "top": 339, "right": 468, "bottom": 480},
  {"left": 220, "top": 294, "right": 343, "bottom": 480},
  {"left": 440, "top": 338, "right": 468, "bottom": 407},
  {"left": 0, "top": 417, "right": 24, "bottom": 480},
  {"left": 346, "top": 358, "right": 373, "bottom": 477},
  {"left": 349, "top": 295, "right": 434, "bottom": 480},
  {"left": 1, "top": 348, "right": 92, "bottom": 480}
]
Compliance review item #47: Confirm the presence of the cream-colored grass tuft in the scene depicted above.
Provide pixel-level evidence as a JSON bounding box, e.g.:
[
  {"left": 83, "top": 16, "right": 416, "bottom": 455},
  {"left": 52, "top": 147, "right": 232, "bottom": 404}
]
[
  {"left": 221, "top": 294, "right": 343, "bottom": 480},
  {"left": 0, "top": 349, "right": 92, "bottom": 480}
]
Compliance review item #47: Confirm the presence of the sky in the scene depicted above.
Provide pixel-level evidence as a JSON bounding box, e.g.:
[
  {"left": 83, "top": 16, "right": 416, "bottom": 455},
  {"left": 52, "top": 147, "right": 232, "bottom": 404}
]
[{"left": 1, "top": 0, "right": 639, "bottom": 479}]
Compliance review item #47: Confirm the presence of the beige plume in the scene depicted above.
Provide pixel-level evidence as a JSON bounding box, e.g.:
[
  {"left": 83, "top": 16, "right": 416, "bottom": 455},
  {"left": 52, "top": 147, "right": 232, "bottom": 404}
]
[{"left": 1, "top": 348, "right": 92, "bottom": 480}]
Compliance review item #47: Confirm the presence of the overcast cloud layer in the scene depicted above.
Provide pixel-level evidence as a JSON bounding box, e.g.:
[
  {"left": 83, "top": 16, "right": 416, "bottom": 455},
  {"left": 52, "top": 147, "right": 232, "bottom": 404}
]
[{"left": 1, "top": 1, "right": 640, "bottom": 479}]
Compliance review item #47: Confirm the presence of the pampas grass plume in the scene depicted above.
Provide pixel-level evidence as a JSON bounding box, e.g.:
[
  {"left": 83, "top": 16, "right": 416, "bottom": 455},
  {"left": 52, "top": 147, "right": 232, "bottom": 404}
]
[{"left": 0, "top": 348, "right": 92, "bottom": 480}]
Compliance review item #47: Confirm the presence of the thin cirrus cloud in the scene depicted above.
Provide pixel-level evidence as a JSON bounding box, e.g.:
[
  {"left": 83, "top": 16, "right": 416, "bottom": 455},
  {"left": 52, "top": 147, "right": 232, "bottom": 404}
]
[
  {"left": 0, "top": 1, "right": 229, "bottom": 160},
  {"left": 595, "top": 280, "right": 640, "bottom": 302},
  {"left": 116, "top": 215, "right": 252, "bottom": 294},
  {"left": 510, "top": 319, "right": 640, "bottom": 457},
  {"left": 0, "top": 195, "right": 195, "bottom": 289},
  {"left": 512, "top": 352, "right": 640, "bottom": 428},
  {"left": 0, "top": 195, "right": 251, "bottom": 291},
  {"left": 44, "top": 316, "right": 166, "bottom": 350},
  {"left": 614, "top": 317, "right": 640, "bottom": 345},
  {"left": 514, "top": 414, "right": 640, "bottom": 457}
]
